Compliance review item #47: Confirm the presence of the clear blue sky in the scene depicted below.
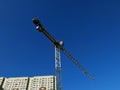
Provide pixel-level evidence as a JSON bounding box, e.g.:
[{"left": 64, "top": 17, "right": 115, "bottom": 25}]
[{"left": 0, "top": 0, "right": 120, "bottom": 90}]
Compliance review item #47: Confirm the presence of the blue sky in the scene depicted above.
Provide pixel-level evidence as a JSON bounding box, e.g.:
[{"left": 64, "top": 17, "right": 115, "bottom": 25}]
[{"left": 0, "top": 0, "right": 120, "bottom": 90}]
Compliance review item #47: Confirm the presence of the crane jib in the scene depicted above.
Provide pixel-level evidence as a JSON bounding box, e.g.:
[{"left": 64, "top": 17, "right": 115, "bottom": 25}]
[
  {"left": 36, "top": 25, "right": 63, "bottom": 48},
  {"left": 32, "top": 18, "right": 94, "bottom": 90}
]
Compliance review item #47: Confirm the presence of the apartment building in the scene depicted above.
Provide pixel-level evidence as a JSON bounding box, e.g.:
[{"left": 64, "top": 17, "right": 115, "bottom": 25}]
[
  {"left": 28, "top": 76, "right": 56, "bottom": 90},
  {"left": 1, "top": 76, "right": 56, "bottom": 90},
  {"left": 2, "top": 77, "right": 29, "bottom": 90}
]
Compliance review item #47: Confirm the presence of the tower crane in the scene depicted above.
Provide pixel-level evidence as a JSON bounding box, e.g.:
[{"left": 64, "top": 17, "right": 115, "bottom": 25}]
[{"left": 32, "top": 18, "right": 94, "bottom": 90}]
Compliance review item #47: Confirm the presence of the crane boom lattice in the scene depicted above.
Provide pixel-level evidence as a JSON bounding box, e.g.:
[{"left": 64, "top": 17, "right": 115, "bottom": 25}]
[{"left": 32, "top": 18, "right": 94, "bottom": 90}]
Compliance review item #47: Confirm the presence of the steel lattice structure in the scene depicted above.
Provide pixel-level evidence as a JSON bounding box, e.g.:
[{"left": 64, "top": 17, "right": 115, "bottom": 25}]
[{"left": 32, "top": 18, "right": 94, "bottom": 90}]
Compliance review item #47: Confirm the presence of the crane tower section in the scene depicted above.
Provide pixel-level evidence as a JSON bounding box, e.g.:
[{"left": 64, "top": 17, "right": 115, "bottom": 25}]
[{"left": 55, "top": 46, "right": 62, "bottom": 90}]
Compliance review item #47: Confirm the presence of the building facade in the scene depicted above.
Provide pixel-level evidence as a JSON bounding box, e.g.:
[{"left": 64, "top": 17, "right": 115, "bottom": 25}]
[
  {"left": 2, "top": 77, "right": 29, "bottom": 90},
  {"left": 28, "top": 76, "right": 56, "bottom": 90},
  {"left": 1, "top": 76, "right": 56, "bottom": 90}
]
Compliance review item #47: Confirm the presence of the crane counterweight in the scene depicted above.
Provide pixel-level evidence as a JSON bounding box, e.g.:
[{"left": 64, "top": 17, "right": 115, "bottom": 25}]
[{"left": 32, "top": 18, "right": 40, "bottom": 26}]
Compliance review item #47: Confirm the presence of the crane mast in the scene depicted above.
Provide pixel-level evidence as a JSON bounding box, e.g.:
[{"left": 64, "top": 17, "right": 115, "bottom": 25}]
[
  {"left": 55, "top": 46, "right": 62, "bottom": 90},
  {"left": 32, "top": 18, "right": 94, "bottom": 90}
]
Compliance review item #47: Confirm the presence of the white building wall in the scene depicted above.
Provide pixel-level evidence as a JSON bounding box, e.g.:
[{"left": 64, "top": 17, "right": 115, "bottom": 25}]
[
  {"left": 2, "top": 77, "right": 29, "bottom": 90},
  {"left": 28, "top": 76, "right": 56, "bottom": 90}
]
